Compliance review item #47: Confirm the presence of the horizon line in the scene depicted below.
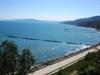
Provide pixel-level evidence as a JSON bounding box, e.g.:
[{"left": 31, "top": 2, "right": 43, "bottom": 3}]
[{"left": 0, "top": 15, "right": 100, "bottom": 21}]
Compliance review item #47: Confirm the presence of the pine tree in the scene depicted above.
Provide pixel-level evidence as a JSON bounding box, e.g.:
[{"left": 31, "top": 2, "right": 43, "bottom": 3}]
[
  {"left": 0, "top": 40, "right": 18, "bottom": 75},
  {"left": 0, "top": 40, "right": 35, "bottom": 75},
  {"left": 18, "top": 49, "right": 35, "bottom": 75}
]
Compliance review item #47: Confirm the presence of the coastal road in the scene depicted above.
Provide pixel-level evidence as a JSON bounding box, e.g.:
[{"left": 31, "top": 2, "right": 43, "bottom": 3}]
[{"left": 28, "top": 45, "right": 100, "bottom": 75}]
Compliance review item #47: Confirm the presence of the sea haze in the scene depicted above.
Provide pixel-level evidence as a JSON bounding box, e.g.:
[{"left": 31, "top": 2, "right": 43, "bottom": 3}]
[{"left": 0, "top": 20, "right": 100, "bottom": 63}]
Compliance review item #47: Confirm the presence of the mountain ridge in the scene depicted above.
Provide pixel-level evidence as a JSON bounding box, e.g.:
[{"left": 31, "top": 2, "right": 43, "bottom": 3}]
[{"left": 62, "top": 16, "right": 100, "bottom": 30}]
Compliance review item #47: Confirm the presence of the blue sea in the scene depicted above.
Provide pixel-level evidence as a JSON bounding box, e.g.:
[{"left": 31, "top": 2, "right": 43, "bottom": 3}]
[{"left": 0, "top": 20, "right": 100, "bottom": 64}]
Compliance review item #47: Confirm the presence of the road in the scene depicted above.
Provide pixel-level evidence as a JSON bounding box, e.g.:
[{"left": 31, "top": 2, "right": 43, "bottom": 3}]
[{"left": 28, "top": 44, "right": 100, "bottom": 75}]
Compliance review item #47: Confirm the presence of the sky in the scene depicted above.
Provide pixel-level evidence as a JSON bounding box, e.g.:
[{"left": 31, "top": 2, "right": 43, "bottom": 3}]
[{"left": 0, "top": 0, "right": 100, "bottom": 21}]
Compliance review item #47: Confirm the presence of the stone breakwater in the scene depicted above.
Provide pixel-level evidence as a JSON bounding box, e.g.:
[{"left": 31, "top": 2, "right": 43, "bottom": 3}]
[{"left": 7, "top": 35, "right": 82, "bottom": 45}]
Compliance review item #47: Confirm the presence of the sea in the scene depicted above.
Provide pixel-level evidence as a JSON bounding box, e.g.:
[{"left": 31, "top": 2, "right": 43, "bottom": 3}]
[{"left": 0, "top": 20, "right": 100, "bottom": 64}]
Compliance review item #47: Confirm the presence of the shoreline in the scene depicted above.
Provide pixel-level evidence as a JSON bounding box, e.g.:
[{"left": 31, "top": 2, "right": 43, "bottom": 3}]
[{"left": 29, "top": 42, "right": 100, "bottom": 74}]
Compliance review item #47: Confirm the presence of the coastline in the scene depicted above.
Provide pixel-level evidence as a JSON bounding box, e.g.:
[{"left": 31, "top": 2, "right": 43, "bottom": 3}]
[{"left": 28, "top": 43, "right": 100, "bottom": 75}]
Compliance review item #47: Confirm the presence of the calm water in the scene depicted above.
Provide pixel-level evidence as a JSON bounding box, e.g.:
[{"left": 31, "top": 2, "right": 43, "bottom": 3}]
[{"left": 0, "top": 20, "right": 100, "bottom": 63}]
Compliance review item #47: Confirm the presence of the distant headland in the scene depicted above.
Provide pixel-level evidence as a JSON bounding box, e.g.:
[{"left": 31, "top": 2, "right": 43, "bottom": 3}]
[{"left": 62, "top": 16, "right": 100, "bottom": 31}]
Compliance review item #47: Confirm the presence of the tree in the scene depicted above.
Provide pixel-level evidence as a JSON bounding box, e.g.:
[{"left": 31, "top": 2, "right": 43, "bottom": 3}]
[
  {"left": 18, "top": 49, "right": 35, "bottom": 75},
  {"left": 0, "top": 40, "right": 18, "bottom": 75},
  {"left": 0, "top": 45, "right": 3, "bottom": 75},
  {"left": 0, "top": 40, "right": 35, "bottom": 75}
]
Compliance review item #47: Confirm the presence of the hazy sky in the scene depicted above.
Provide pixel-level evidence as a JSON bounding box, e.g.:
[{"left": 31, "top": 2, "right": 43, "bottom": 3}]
[{"left": 0, "top": 0, "right": 100, "bottom": 21}]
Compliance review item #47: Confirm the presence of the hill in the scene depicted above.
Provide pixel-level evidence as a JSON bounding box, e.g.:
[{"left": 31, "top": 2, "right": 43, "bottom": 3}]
[
  {"left": 0, "top": 19, "right": 41, "bottom": 23},
  {"left": 62, "top": 16, "right": 100, "bottom": 30}
]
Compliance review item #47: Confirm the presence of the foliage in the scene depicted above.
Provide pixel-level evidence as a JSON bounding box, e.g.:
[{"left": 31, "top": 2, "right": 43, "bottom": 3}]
[
  {"left": 53, "top": 50, "right": 100, "bottom": 75},
  {"left": 0, "top": 40, "right": 35, "bottom": 75},
  {"left": 18, "top": 49, "right": 35, "bottom": 75}
]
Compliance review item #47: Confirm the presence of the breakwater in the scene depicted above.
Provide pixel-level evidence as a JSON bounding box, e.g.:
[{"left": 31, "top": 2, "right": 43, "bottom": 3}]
[{"left": 7, "top": 35, "right": 82, "bottom": 45}]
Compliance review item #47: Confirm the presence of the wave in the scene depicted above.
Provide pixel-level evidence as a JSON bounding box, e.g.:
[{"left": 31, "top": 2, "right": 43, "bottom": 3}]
[
  {"left": 80, "top": 45, "right": 90, "bottom": 50},
  {"left": 51, "top": 46, "right": 58, "bottom": 50},
  {"left": 65, "top": 45, "right": 90, "bottom": 55},
  {"left": 76, "top": 45, "right": 90, "bottom": 51}
]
